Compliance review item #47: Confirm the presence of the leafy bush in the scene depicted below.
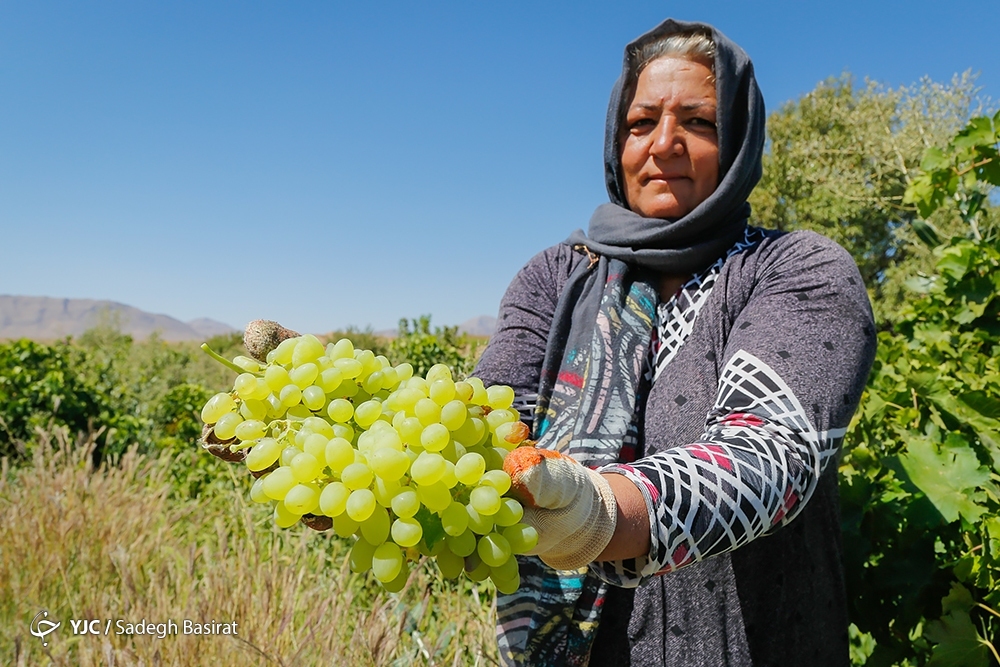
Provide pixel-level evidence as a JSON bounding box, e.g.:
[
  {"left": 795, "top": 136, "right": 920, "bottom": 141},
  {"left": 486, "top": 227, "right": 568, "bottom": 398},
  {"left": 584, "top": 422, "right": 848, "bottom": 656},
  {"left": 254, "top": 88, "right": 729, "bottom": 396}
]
[
  {"left": 389, "top": 315, "right": 482, "bottom": 379},
  {"left": 843, "top": 112, "right": 1000, "bottom": 666}
]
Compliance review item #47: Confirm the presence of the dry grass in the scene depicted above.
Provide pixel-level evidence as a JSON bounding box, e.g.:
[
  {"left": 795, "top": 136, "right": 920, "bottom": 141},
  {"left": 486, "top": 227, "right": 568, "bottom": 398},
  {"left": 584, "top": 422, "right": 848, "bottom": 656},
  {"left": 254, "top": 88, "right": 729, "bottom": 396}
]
[{"left": 1, "top": 431, "right": 498, "bottom": 666}]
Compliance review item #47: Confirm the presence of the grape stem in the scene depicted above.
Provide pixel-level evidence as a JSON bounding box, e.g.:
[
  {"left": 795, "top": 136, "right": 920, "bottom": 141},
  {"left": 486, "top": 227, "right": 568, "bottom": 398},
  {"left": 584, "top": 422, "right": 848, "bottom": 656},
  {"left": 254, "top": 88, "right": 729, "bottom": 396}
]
[{"left": 200, "top": 343, "right": 256, "bottom": 376}]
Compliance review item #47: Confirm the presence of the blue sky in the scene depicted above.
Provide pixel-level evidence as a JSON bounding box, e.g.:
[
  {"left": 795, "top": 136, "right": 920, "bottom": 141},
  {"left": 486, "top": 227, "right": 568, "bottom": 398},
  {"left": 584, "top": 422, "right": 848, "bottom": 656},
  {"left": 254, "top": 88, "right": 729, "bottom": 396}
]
[{"left": 1, "top": 1, "right": 996, "bottom": 335}]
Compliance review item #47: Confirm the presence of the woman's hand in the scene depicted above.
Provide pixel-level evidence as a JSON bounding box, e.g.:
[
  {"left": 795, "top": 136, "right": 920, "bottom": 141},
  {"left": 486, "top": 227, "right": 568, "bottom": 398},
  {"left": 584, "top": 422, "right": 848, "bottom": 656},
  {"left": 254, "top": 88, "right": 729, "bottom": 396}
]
[{"left": 503, "top": 447, "right": 618, "bottom": 570}]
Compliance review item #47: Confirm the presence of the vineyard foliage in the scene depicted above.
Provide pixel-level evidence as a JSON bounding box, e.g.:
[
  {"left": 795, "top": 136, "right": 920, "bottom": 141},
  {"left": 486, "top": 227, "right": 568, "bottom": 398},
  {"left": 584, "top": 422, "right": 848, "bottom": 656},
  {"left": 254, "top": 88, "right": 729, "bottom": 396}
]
[{"left": 842, "top": 110, "right": 1000, "bottom": 666}]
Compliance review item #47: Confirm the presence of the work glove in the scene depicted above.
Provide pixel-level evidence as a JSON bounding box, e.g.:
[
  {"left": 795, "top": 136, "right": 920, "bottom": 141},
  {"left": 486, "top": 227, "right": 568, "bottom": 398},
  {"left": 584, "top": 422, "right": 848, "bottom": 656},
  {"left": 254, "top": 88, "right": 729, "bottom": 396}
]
[{"left": 503, "top": 447, "right": 618, "bottom": 570}]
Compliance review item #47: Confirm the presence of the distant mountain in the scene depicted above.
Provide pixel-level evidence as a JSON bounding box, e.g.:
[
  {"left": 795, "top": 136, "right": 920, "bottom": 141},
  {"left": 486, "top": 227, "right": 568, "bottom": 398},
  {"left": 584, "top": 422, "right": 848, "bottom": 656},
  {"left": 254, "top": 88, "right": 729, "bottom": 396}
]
[
  {"left": 0, "top": 295, "right": 237, "bottom": 342},
  {"left": 458, "top": 315, "right": 496, "bottom": 337}
]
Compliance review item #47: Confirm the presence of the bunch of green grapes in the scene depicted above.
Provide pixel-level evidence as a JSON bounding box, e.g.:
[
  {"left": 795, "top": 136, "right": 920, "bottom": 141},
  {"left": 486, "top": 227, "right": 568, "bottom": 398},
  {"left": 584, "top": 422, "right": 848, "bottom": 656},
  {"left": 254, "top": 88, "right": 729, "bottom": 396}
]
[{"left": 200, "top": 333, "right": 538, "bottom": 593}]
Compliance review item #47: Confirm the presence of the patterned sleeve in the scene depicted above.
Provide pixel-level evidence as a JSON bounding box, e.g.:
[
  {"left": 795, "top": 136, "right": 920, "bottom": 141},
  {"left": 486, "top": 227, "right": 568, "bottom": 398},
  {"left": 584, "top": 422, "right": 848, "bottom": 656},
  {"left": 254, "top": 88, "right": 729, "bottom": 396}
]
[{"left": 596, "top": 232, "right": 876, "bottom": 586}]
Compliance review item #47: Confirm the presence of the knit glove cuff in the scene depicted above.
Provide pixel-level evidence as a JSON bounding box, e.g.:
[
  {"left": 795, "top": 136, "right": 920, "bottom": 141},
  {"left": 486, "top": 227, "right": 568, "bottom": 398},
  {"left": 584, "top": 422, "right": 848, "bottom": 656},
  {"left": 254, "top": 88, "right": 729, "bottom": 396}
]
[{"left": 504, "top": 448, "right": 618, "bottom": 570}]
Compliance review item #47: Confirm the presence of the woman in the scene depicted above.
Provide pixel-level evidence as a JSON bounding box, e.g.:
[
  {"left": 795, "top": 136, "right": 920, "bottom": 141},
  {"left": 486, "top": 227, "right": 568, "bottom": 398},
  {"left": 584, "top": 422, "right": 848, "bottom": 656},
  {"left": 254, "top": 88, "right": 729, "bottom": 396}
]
[{"left": 473, "top": 18, "right": 876, "bottom": 667}]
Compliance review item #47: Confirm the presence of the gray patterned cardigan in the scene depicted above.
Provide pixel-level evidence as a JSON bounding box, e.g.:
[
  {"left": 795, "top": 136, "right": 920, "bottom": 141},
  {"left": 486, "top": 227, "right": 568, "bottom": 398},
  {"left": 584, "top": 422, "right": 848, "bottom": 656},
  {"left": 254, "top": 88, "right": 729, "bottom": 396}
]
[{"left": 474, "top": 228, "right": 876, "bottom": 666}]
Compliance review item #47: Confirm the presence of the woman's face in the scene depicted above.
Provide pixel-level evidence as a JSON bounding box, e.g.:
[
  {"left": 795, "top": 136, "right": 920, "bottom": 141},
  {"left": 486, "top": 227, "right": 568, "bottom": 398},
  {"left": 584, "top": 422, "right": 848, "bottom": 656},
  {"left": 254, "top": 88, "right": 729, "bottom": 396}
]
[{"left": 619, "top": 56, "right": 719, "bottom": 219}]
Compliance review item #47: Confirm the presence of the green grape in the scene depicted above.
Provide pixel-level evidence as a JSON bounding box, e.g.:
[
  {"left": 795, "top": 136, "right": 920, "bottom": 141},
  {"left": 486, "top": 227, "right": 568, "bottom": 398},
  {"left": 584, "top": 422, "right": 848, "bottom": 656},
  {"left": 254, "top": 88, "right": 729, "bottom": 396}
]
[
  {"left": 360, "top": 506, "right": 390, "bottom": 545},
  {"left": 486, "top": 447, "right": 507, "bottom": 471},
  {"left": 325, "top": 437, "right": 355, "bottom": 473},
  {"left": 333, "top": 513, "right": 360, "bottom": 538},
  {"left": 470, "top": 486, "right": 502, "bottom": 515},
  {"left": 454, "top": 452, "right": 486, "bottom": 485},
  {"left": 426, "top": 363, "right": 453, "bottom": 383},
  {"left": 440, "top": 501, "right": 470, "bottom": 536},
  {"left": 356, "top": 349, "right": 377, "bottom": 373},
  {"left": 415, "top": 481, "right": 451, "bottom": 512},
  {"left": 372, "top": 542, "right": 403, "bottom": 583},
  {"left": 316, "top": 355, "right": 333, "bottom": 371},
  {"left": 429, "top": 379, "right": 456, "bottom": 406},
  {"left": 398, "top": 417, "right": 423, "bottom": 446},
  {"left": 391, "top": 489, "right": 420, "bottom": 518},
  {"left": 235, "top": 419, "right": 266, "bottom": 442},
  {"left": 213, "top": 411, "right": 243, "bottom": 440},
  {"left": 440, "top": 399, "right": 468, "bottom": 431},
  {"left": 395, "top": 387, "right": 425, "bottom": 412},
  {"left": 369, "top": 448, "right": 410, "bottom": 481},
  {"left": 440, "top": 461, "right": 458, "bottom": 488},
  {"left": 280, "top": 446, "right": 301, "bottom": 467},
  {"left": 373, "top": 477, "right": 402, "bottom": 507},
  {"left": 446, "top": 530, "right": 477, "bottom": 557},
  {"left": 454, "top": 381, "right": 474, "bottom": 402},
  {"left": 249, "top": 476, "right": 269, "bottom": 504},
  {"left": 272, "top": 337, "right": 298, "bottom": 365},
  {"left": 328, "top": 337, "right": 355, "bottom": 360},
  {"left": 201, "top": 393, "right": 236, "bottom": 424},
  {"left": 491, "top": 571, "right": 521, "bottom": 595},
  {"left": 301, "top": 385, "right": 326, "bottom": 411},
  {"left": 334, "top": 357, "right": 363, "bottom": 378},
  {"left": 503, "top": 523, "right": 539, "bottom": 554},
  {"left": 239, "top": 399, "right": 268, "bottom": 422},
  {"left": 380, "top": 366, "right": 399, "bottom": 388},
  {"left": 420, "top": 423, "right": 450, "bottom": 452},
  {"left": 292, "top": 334, "right": 325, "bottom": 367},
  {"left": 284, "top": 483, "right": 320, "bottom": 514},
  {"left": 486, "top": 384, "right": 515, "bottom": 410},
  {"left": 466, "top": 505, "right": 494, "bottom": 535},
  {"left": 494, "top": 498, "right": 524, "bottom": 527},
  {"left": 290, "top": 452, "right": 322, "bottom": 483},
  {"left": 327, "top": 398, "right": 354, "bottom": 423},
  {"left": 262, "top": 466, "right": 297, "bottom": 500},
  {"left": 381, "top": 561, "right": 410, "bottom": 593},
  {"left": 354, "top": 400, "right": 382, "bottom": 428},
  {"left": 349, "top": 538, "right": 377, "bottom": 574},
  {"left": 394, "top": 362, "right": 413, "bottom": 382},
  {"left": 490, "top": 553, "right": 519, "bottom": 582},
  {"left": 346, "top": 489, "right": 376, "bottom": 521},
  {"left": 465, "top": 552, "right": 491, "bottom": 582},
  {"left": 290, "top": 362, "right": 319, "bottom": 389},
  {"left": 477, "top": 532, "right": 512, "bottom": 567},
  {"left": 274, "top": 502, "right": 301, "bottom": 528},
  {"left": 362, "top": 370, "right": 384, "bottom": 394},
  {"left": 332, "top": 423, "right": 355, "bottom": 442},
  {"left": 391, "top": 517, "right": 423, "bottom": 547},
  {"left": 480, "top": 469, "right": 512, "bottom": 495},
  {"left": 302, "top": 433, "right": 328, "bottom": 462},
  {"left": 341, "top": 462, "right": 374, "bottom": 490},
  {"left": 370, "top": 428, "right": 403, "bottom": 451},
  {"left": 319, "top": 367, "right": 344, "bottom": 393},
  {"left": 414, "top": 398, "right": 441, "bottom": 426},
  {"left": 303, "top": 416, "right": 335, "bottom": 438},
  {"left": 466, "top": 377, "right": 489, "bottom": 405},
  {"left": 264, "top": 365, "right": 292, "bottom": 393},
  {"left": 233, "top": 355, "right": 263, "bottom": 372},
  {"left": 436, "top": 545, "right": 465, "bottom": 579},
  {"left": 234, "top": 373, "right": 259, "bottom": 399},
  {"left": 279, "top": 384, "right": 302, "bottom": 408},
  {"left": 266, "top": 395, "right": 284, "bottom": 419},
  {"left": 320, "top": 481, "right": 350, "bottom": 516},
  {"left": 410, "top": 452, "right": 446, "bottom": 486},
  {"left": 405, "top": 376, "right": 429, "bottom": 395},
  {"left": 246, "top": 438, "right": 281, "bottom": 472},
  {"left": 485, "top": 408, "right": 517, "bottom": 430},
  {"left": 286, "top": 405, "right": 311, "bottom": 420}
]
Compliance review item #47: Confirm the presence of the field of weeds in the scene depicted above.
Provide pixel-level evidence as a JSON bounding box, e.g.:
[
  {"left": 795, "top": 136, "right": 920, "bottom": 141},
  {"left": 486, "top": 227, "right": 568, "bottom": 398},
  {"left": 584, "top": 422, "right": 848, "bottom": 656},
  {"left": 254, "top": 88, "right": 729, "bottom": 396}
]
[{"left": 1, "top": 431, "right": 498, "bottom": 666}]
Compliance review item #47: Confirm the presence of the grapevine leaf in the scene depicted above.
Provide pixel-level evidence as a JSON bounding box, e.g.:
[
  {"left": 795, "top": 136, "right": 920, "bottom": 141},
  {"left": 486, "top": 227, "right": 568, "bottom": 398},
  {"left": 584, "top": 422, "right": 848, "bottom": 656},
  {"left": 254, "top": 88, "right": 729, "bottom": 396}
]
[
  {"left": 921, "top": 146, "right": 949, "bottom": 171},
  {"left": 952, "top": 116, "right": 995, "bottom": 151},
  {"left": 911, "top": 218, "right": 943, "bottom": 249},
  {"left": 936, "top": 244, "right": 975, "bottom": 281},
  {"left": 898, "top": 437, "right": 990, "bottom": 523},
  {"left": 958, "top": 391, "right": 1000, "bottom": 421},
  {"left": 924, "top": 608, "right": 990, "bottom": 667},
  {"left": 414, "top": 506, "right": 446, "bottom": 551}
]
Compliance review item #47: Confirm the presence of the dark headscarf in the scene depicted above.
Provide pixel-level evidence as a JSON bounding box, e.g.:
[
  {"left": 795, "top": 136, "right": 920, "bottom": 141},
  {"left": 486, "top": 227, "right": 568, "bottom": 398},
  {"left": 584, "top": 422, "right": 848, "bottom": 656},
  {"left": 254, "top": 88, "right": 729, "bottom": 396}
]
[
  {"left": 569, "top": 18, "right": 766, "bottom": 275},
  {"left": 495, "top": 20, "right": 767, "bottom": 667}
]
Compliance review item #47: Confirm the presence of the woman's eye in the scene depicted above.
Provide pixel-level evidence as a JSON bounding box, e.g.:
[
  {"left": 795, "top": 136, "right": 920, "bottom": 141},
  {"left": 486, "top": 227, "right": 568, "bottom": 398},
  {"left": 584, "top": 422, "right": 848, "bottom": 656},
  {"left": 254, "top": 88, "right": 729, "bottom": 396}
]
[
  {"left": 689, "top": 117, "right": 717, "bottom": 130},
  {"left": 628, "top": 118, "right": 655, "bottom": 131}
]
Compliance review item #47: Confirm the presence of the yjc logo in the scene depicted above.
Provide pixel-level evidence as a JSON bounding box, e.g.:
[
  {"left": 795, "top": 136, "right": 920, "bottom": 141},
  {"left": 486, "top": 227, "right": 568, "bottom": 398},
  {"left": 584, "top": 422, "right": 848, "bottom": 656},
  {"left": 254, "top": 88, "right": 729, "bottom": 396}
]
[{"left": 30, "top": 610, "right": 61, "bottom": 646}]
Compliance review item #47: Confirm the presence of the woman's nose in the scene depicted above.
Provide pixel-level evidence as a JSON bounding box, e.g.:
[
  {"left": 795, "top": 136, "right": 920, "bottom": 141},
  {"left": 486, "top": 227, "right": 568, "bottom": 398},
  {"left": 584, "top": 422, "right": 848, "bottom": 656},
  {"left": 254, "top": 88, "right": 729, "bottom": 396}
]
[{"left": 649, "top": 116, "right": 684, "bottom": 158}]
